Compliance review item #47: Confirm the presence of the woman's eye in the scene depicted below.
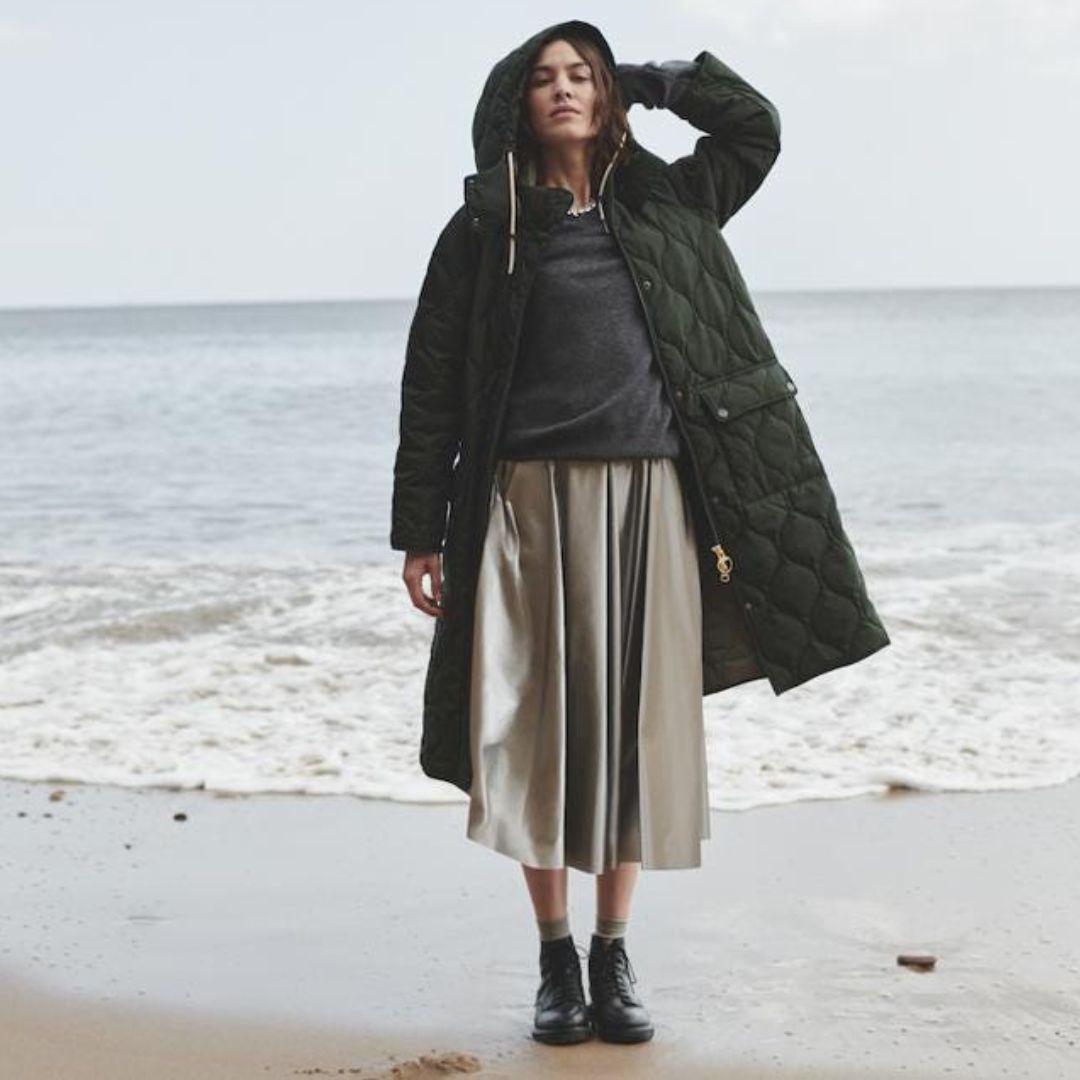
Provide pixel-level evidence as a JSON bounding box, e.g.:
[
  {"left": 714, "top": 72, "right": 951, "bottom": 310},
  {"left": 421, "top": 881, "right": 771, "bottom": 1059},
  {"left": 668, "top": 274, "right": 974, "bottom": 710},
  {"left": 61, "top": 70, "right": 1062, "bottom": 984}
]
[{"left": 531, "top": 73, "right": 591, "bottom": 87}]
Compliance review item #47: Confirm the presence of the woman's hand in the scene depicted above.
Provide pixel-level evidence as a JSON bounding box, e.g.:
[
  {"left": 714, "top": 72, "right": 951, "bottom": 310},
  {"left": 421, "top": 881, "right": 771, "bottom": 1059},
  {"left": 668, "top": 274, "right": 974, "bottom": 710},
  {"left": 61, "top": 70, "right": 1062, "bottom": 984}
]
[
  {"left": 403, "top": 551, "right": 444, "bottom": 618},
  {"left": 615, "top": 59, "right": 698, "bottom": 111}
]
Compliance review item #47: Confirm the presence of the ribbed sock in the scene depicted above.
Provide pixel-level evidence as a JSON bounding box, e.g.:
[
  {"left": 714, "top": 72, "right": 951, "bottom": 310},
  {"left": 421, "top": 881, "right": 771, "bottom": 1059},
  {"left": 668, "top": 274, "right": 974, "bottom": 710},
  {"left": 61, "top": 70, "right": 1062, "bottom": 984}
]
[
  {"left": 537, "top": 914, "right": 571, "bottom": 943},
  {"left": 595, "top": 915, "right": 628, "bottom": 941}
]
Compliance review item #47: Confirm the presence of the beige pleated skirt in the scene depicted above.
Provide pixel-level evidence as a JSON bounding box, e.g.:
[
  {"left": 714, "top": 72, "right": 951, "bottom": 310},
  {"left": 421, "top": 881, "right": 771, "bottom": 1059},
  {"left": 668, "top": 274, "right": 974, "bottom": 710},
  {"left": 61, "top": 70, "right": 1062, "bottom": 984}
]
[{"left": 466, "top": 456, "right": 710, "bottom": 874}]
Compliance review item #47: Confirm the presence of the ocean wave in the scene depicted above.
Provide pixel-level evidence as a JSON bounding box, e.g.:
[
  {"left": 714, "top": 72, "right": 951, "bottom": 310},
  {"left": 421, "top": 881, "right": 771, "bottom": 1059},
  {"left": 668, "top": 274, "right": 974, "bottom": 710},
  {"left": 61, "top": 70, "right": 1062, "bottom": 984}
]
[{"left": 1, "top": 515, "right": 1078, "bottom": 811}]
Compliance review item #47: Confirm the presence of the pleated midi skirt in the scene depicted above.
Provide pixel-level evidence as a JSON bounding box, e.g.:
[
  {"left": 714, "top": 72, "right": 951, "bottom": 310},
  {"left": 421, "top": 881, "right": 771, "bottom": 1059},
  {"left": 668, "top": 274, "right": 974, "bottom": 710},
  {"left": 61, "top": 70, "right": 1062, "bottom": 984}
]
[{"left": 466, "top": 456, "right": 710, "bottom": 874}]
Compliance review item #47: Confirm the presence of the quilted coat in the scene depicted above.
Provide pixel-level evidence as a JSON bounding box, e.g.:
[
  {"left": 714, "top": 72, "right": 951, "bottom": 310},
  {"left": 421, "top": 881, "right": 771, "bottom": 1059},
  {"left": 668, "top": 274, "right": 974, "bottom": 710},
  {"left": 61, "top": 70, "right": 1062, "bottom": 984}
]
[{"left": 391, "top": 20, "right": 891, "bottom": 795}]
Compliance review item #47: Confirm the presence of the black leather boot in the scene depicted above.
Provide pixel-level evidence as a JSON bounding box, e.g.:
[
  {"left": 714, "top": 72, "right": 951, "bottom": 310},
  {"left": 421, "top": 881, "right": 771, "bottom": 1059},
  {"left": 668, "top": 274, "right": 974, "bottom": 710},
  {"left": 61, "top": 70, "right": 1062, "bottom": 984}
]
[
  {"left": 532, "top": 934, "right": 592, "bottom": 1044},
  {"left": 587, "top": 933, "right": 655, "bottom": 1043}
]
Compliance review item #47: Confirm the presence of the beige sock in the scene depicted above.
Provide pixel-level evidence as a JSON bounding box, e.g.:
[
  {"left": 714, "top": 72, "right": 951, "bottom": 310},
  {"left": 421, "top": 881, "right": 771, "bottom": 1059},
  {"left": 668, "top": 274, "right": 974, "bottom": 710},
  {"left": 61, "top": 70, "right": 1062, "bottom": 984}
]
[
  {"left": 595, "top": 915, "right": 628, "bottom": 940},
  {"left": 537, "top": 914, "right": 571, "bottom": 942}
]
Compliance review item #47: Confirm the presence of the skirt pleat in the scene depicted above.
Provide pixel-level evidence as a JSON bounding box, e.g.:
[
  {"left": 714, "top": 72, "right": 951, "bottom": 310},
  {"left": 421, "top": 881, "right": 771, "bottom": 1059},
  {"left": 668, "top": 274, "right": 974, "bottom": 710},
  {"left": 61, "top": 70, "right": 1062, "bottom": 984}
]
[{"left": 466, "top": 457, "right": 709, "bottom": 873}]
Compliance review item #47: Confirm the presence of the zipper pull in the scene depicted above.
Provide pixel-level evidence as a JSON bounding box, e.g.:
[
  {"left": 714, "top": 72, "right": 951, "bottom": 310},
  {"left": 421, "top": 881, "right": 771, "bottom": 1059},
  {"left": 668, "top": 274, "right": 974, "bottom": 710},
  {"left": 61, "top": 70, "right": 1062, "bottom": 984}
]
[{"left": 711, "top": 542, "right": 734, "bottom": 583}]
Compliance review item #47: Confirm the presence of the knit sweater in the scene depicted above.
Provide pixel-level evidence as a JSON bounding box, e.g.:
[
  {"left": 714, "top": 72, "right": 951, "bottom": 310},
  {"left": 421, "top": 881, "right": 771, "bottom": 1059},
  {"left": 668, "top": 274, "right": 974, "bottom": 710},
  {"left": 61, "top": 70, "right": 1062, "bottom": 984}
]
[{"left": 496, "top": 204, "right": 682, "bottom": 460}]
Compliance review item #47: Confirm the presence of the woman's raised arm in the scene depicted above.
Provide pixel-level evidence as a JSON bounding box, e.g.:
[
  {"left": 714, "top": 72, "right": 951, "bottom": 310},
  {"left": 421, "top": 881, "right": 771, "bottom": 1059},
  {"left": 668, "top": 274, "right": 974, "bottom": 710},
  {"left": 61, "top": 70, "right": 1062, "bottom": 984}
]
[{"left": 617, "top": 50, "right": 782, "bottom": 228}]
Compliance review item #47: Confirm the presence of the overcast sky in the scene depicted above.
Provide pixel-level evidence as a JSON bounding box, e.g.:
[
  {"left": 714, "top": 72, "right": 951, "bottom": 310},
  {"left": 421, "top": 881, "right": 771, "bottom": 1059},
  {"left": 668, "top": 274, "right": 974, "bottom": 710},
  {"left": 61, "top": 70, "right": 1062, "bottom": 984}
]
[{"left": 1, "top": 0, "right": 1077, "bottom": 309}]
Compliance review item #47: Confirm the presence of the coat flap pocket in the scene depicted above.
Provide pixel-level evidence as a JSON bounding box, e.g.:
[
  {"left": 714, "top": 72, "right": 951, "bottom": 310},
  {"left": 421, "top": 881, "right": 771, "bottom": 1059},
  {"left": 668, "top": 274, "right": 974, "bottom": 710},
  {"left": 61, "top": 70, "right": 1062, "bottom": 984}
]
[{"left": 696, "top": 359, "right": 798, "bottom": 422}]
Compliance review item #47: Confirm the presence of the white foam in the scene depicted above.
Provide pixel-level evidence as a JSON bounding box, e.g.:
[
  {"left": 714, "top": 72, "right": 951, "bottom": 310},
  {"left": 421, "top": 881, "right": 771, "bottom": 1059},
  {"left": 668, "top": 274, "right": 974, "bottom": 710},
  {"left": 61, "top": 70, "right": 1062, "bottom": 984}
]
[{"left": 1, "top": 514, "right": 1078, "bottom": 811}]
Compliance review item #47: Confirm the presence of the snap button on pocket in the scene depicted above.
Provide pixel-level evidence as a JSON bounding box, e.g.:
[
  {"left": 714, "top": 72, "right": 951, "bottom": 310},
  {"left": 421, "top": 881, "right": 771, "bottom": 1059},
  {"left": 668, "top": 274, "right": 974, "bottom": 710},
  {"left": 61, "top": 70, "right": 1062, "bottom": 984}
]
[
  {"left": 641, "top": 278, "right": 652, "bottom": 290},
  {"left": 715, "top": 406, "right": 729, "bottom": 419}
]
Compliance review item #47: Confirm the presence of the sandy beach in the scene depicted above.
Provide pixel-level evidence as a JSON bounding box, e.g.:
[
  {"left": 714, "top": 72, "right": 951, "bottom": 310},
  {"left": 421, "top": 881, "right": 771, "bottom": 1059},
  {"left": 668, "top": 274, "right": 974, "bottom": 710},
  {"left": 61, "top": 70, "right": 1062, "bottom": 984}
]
[{"left": 2, "top": 774, "right": 1078, "bottom": 1078}]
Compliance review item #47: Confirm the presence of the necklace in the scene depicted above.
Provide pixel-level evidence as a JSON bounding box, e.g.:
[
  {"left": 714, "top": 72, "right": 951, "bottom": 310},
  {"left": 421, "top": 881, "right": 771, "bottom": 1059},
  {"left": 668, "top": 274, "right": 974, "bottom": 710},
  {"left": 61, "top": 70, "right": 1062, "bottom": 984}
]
[{"left": 566, "top": 198, "right": 596, "bottom": 217}]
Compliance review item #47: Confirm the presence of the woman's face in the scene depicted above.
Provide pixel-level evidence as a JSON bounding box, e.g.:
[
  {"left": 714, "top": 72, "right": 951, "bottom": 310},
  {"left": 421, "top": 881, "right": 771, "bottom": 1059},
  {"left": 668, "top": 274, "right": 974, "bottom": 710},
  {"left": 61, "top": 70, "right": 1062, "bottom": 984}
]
[{"left": 524, "top": 39, "right": 600, "bottom": 151}]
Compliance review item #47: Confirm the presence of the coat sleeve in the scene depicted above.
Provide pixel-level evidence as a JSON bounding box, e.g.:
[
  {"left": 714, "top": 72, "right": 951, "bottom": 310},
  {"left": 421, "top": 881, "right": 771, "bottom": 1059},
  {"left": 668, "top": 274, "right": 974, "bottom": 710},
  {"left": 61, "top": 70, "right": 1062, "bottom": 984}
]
[
  {"left": 655, "top": 50, "right": 782, "bottom": 228},
  {"left": 390, "top": 203, "right": 478, "bottom": 555}
]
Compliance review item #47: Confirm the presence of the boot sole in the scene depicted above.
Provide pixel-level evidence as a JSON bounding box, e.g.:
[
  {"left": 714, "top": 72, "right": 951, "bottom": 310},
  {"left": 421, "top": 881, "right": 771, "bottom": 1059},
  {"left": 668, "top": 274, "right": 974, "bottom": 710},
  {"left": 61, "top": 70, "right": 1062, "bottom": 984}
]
[
  {"left": 587, "top": 1004, "right": 654, "bottom": 1043},
  {"left": 593, "top": 1022, "right": 654, "bottom": 1043},
  {"left": 531, "top": 1022, "right": 593, "bottom": 1045}
]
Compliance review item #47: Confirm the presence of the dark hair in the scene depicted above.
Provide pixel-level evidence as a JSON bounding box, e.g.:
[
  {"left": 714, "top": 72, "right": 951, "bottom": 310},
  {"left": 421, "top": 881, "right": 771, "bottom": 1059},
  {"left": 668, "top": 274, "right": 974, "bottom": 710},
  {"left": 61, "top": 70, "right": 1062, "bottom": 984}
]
[{"left": 516, "top": 32, "right": 632, "bottom": 194}]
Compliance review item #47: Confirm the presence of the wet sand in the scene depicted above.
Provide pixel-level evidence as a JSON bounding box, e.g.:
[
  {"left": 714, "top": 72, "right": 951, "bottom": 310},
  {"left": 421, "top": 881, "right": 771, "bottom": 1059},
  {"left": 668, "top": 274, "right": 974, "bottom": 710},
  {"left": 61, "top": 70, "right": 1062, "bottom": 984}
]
[{"left": 2, "top": 774, "right": 1078, "bottom": 1078}]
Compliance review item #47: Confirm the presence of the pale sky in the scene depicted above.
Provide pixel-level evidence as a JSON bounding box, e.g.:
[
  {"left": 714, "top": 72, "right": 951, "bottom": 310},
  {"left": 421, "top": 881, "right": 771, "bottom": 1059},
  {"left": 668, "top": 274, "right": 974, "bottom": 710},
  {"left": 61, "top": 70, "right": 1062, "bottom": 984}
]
[{"left": 1, "top": 0, "right": 1077, "bottom": 308}]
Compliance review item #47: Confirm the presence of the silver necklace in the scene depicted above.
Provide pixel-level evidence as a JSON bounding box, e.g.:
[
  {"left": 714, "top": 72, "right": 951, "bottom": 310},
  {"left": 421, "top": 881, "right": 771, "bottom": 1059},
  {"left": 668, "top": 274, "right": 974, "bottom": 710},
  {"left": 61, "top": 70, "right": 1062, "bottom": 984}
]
[{"left": 566, "top": 198, "right": 596, "bottom": 217}]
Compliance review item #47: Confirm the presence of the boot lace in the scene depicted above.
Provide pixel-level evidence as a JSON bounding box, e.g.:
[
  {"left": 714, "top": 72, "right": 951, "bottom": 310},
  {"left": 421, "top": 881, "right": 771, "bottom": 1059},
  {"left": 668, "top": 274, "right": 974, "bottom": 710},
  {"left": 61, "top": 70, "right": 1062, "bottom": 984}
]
[
  {"left": 594, "top": 940, "right": 639, "bottom": 1002},
  {"left": 540, "top": 941, "right": 588, "bottom": 1006}
]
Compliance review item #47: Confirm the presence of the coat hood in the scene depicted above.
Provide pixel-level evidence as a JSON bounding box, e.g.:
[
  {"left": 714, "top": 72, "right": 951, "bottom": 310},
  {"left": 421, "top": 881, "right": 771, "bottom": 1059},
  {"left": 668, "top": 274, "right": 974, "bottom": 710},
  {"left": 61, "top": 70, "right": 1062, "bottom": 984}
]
[
  {"left": 471, "top": 20, "right": 617, "bottom": 171},
  {"left": 467, "top": 20, "right": 626, "bottom": 274}
]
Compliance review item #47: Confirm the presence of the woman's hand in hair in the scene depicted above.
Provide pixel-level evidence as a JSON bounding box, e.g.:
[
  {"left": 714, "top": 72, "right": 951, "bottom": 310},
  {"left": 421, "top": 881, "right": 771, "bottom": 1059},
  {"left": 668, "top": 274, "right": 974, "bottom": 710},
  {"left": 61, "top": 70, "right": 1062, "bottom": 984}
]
[{"left": 403, "top": 551, "right": 444, "bottom": 618}]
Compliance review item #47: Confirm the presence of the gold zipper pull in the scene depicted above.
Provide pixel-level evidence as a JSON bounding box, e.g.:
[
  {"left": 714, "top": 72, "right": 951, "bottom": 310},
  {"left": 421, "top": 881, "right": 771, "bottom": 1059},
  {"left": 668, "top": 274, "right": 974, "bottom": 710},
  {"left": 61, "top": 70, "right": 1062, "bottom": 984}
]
[{"left": 711, "top": 543, "right": 733, "bottom": 583}]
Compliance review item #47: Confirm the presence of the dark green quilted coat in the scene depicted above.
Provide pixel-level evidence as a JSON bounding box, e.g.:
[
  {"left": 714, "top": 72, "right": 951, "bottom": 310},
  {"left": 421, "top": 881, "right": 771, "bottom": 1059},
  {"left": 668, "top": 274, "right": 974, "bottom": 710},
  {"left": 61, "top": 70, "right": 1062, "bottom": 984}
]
[{"left": 391, "top": 20, "right": 890, "bottom": 795}]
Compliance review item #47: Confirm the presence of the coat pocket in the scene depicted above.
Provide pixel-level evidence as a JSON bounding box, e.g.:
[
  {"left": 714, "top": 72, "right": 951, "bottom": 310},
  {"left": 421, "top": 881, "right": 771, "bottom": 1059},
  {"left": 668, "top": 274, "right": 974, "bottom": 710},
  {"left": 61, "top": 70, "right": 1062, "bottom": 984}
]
[
  {"left": 696, "top": 357, "right": 797, "bottom": 419},
  {"left": 696, "top": 359, "right": 822, "bottom": 504}
]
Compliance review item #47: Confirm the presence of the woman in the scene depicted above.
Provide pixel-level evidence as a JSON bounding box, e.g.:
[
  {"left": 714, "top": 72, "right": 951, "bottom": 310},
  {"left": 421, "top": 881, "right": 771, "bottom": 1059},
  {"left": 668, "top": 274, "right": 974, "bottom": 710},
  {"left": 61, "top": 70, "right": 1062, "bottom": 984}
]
[{"left": 390, "top": 20, "right": 890, "bottom": 1046}]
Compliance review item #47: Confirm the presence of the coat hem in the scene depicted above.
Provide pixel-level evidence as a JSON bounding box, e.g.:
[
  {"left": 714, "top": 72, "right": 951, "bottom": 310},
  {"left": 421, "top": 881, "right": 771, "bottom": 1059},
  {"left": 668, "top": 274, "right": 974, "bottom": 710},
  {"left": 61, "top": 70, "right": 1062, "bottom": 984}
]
[{"left": 770, "top": 631, "right": 892, "bottom": 696}]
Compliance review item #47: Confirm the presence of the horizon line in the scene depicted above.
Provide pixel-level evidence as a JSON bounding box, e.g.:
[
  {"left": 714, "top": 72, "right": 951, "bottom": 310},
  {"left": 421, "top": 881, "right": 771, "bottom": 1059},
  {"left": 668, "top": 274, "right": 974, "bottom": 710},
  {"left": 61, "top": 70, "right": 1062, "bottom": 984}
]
[{"left": 1, "top": 281, "right": 1078, "bottom": 316}]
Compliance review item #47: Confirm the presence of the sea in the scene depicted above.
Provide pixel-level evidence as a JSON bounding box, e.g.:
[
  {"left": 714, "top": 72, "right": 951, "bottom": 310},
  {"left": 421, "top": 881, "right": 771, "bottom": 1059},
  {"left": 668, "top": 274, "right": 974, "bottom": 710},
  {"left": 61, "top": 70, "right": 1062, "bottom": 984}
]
[{"left": 1, "top": 287, "right": 1077, "bottom": 811}]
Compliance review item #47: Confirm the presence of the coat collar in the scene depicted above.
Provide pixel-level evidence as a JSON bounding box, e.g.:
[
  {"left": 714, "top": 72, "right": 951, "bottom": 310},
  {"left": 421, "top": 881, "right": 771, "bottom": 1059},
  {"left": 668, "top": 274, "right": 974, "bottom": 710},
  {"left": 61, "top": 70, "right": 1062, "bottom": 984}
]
[
  {"left": 464, "top": 159, "right": 570, "bottom": 233},
  {"left": 463, "top": 136, "right": 656, "bottom": 274}
]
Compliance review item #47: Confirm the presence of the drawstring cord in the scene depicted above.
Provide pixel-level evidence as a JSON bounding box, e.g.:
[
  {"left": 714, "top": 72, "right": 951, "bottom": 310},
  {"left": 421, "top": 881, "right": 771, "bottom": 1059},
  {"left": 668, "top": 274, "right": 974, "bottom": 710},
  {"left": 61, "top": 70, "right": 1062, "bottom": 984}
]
[
  {"left": 506, "top": 147, "right": 517, "bottom": 275},
  {"left": 595, "top": 131, "right": 626, "bottom": 236},
  {"left": 505, "top": 129, "right": 627, "bottom": 273}
]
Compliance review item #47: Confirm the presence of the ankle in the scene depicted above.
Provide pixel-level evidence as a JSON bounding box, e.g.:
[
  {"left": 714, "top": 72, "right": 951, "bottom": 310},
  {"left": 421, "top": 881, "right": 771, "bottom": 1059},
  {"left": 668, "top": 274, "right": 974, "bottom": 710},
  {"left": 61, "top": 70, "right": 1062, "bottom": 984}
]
[
  {"left": 594, "top": 915, "right": 628, "bottom": 941},
  {"left": 537, "top": 914, "right": 571, "bottom": 943}
]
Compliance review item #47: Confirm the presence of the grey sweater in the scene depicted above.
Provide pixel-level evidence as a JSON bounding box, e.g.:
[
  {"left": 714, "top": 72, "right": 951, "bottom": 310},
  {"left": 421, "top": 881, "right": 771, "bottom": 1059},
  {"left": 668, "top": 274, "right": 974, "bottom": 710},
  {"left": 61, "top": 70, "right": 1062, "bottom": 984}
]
[
  {"left": 496, "top": 205, "right": 681, "bottom": 460},
  {"left": 496, "top": 58, "right": 697, "bottom": 462}
]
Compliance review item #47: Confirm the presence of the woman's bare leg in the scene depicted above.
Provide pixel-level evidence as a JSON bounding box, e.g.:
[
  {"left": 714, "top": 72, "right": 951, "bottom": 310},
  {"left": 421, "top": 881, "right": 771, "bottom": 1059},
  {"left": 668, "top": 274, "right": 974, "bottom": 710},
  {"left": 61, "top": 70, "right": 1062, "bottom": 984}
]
[
  {"left": 520, "top": 860, "right": 640, "bottom": 932},
  {"left": 522, "top": 865, "right": 568, "bottom": 929},
  {"left": 596, "top": 861, "right": 638, "bottom": 923}
]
